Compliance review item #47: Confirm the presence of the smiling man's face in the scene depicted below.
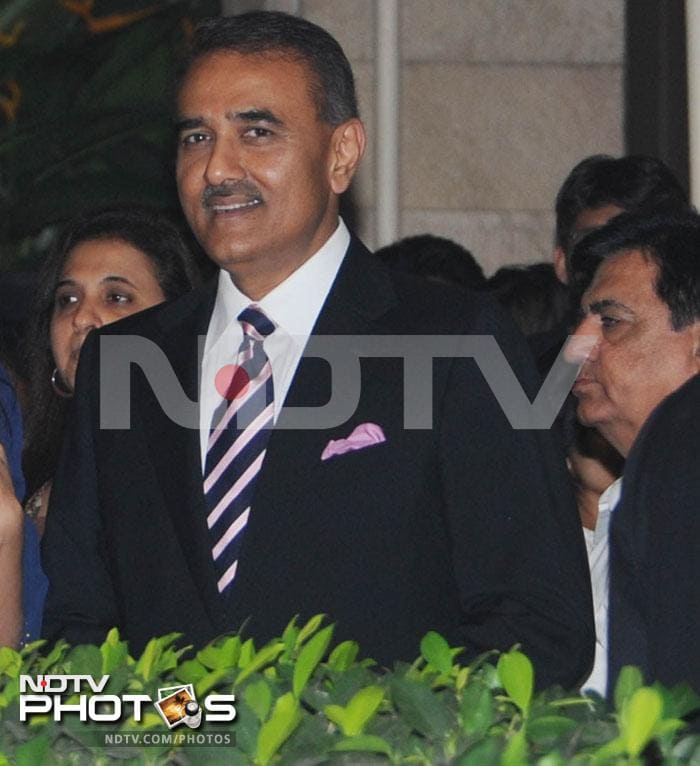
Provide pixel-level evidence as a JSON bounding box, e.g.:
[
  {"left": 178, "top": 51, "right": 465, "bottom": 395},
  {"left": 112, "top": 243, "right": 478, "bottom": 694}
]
[
  {"left": 566, "top": 249, "right": 700, "bottom": 455},
  {"left": 176, "top": 50, "right": 356, "bottom": 297}
]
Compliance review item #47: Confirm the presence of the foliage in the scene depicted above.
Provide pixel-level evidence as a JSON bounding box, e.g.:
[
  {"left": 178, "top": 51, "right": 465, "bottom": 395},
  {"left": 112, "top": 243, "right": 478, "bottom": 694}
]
[
  {"left": 0, "top": 616, "right": 699, "bottom": 764},
  {"left": 0, "top": 0, "right": 218, "bottom": 270}
]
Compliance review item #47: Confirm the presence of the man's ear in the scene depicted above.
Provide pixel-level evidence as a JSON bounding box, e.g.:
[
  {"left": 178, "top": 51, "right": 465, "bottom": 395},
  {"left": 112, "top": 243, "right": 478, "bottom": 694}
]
[
  {"left": 553, "top": 246, "right": 568, "bottom": 284},
  {"left": 328, "top": 118, "right": 366, "bottom": 195},
  {"left": 692, "top": 320, "right": 700, "bottom": 371}
]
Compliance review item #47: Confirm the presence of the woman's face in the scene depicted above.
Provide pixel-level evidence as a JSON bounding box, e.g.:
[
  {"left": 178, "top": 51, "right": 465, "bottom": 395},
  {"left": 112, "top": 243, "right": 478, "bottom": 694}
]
[{"left": 50, "top": 238, "right": 166, "bottom": 391}]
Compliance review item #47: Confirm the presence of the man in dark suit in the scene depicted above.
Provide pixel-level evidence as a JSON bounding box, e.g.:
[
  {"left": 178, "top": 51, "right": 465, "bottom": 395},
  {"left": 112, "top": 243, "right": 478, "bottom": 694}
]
[
  {"left": 608, "top": 375, "right": 700, "bottom": 696},
  {"left": 566, "top": 211, "right": 700, "bottom": 694},
  {"left": 42, "top": 11, "right": 593, "bottom": 688}
]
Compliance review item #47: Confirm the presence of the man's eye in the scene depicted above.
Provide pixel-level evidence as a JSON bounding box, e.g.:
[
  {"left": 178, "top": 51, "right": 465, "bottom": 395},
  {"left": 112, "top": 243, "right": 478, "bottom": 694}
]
[
  {"left": 243, "top": 127, "right": 273, "bottom": 138},
  {"left": 181, "top": 132, "right": 208, "bottom": 147},
  {"left": 600, "top": 316, "right": 619, "bottom": 329}
]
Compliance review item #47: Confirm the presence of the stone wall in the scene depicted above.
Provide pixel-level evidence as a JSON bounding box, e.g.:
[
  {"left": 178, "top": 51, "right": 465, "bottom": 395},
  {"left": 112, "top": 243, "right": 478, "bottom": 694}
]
[{"left": 298, "top": 0, "right": 624, "bottom": 274}]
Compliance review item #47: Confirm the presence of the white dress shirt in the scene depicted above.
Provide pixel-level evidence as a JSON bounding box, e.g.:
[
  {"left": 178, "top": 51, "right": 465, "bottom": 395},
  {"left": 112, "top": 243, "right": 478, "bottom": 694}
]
[
  {"left": 199, "top": 219, "right": 350, "bottom": 468},
  {"left": 581, "top": 476, "right": 623, "bottom": 696}
]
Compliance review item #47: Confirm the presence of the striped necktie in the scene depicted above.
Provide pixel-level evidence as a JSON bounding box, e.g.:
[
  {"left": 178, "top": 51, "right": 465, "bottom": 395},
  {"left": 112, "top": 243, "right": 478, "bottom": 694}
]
[{"left": 203, "top": 305, "right": 275, "bottom": 593}]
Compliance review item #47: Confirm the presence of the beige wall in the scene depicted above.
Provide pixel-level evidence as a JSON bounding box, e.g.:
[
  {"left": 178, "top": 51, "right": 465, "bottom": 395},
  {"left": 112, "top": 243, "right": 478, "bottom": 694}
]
[{"left": 299, "top": 0, "right": 624, "bottom": 274}]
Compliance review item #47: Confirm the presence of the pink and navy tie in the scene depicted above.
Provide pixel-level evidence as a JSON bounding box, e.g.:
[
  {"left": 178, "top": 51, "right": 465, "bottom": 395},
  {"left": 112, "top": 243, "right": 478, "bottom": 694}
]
[{"left": 203, "top": 306, "right": 275, "bottom": 593}]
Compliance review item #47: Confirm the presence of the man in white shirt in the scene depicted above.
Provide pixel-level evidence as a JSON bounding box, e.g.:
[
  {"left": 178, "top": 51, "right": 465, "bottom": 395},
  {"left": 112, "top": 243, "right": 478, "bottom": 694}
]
[
  {"left": 43, "top": 11, "right": 594, "bottom": 687},
  {"left": 566, "top": 210, "right": 700, "bottom": 695}
]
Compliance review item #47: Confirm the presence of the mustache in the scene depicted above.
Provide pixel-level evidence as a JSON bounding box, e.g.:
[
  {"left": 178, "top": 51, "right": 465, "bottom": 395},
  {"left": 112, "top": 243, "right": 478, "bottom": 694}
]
[{"left": 202, "top": 181, "right": 262, "bottom": 206}]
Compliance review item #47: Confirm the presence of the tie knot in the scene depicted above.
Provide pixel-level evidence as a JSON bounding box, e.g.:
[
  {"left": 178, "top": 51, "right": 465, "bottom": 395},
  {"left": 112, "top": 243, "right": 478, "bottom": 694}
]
[{"left": 238, "top": 306, "right": 275, "bottom": 341}]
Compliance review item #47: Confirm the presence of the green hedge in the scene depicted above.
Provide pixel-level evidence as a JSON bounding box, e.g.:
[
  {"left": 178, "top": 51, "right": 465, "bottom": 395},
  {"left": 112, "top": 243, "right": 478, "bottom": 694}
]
[{"left": 0, "top": 616, "right": 699, "bottom": 764}]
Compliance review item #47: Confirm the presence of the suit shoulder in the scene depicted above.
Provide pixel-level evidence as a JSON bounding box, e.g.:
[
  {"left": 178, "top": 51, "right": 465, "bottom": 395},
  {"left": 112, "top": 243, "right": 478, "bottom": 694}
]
[
  {"left": 629, "top": 373, "right": 700, "bottom": 465},
  {"left": 91, "top": 280, "right": 216, "bottom": 341}
]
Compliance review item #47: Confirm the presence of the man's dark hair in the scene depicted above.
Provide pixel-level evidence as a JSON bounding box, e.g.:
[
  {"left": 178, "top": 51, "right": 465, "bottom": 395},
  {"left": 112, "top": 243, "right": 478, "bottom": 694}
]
[
  {"left": 374, "top": 234, "right": 486, "bottom": 291},
  {"left": 487, "top": 262, "right": 570, "bottom": 336},
  {"left": 180, "top": 11, "right": 358, "bottom": 126},
  {"left": 555, "top": 154, "right": 690, "bottom": 256},
  {"left": 570, "top": 210, "right": 700, "bottom": 331}
]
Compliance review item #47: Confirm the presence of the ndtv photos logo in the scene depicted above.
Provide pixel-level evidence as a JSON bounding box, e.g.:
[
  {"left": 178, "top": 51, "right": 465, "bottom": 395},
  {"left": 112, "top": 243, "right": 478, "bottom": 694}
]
[{"left": 19, "top": 675, "right": 236, "bottom": 727}]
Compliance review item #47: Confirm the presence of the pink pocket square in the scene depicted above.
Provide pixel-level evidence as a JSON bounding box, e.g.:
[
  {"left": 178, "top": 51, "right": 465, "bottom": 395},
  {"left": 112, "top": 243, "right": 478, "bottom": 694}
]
[{"left": 321, "top": 423, "right": 386, "bottom": 461}]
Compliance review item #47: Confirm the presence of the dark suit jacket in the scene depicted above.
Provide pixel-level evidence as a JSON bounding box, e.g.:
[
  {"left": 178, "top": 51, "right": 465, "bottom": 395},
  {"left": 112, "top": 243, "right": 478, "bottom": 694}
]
[
  {"left": 42, "top": 238, "right": 594, "bottom": 688},
  {"left": 608, "top": 373, "right": 700, "bottom": 695}
]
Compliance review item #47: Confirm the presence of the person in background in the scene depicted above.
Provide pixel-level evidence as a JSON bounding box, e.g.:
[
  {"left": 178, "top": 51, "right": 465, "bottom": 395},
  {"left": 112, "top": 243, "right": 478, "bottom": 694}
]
[
  {"left": 487, "top": 262, "right": 570, "bottom": 337},
  {"left": 23, "top": 206, "right": 200, "bottom": 533},
  {"left": 0, "top": 363, "right": 43, "bottom": 646},
  {"left": 374, "top": 234, "right": 486, "bottom": 291},
  {"left": 552, "top": 154, "right": 690, "bottom": 285},
  {"left": 0, "top": 270, "right": 36, "bottom": 410},
  {"left": 533, "top": 156, "right": 691, "bottom": 632},
  {"left": 534, "top": 154, "right": 691, "bottom": 371},
  {"left": 565, "top": 210, "right": 700, "bottom": 696},
  {"left": 557, "top": 396, "right": 624, "bottom": 695}
]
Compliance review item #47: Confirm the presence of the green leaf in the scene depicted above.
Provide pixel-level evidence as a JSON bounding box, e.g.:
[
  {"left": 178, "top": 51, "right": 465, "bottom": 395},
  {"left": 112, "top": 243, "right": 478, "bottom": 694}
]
[
  {"left": 526, "top": 715, "right": 577, "bottom": 744},
  {"left": 620, "top": 686, "right": 663, "bottom": 757},
  {"left": 323, "top": 685, "right": 384, "bottom": 736},
  {"left": 390, "top": 677, "right": 454, "bottom": 738},
  {"left": 282, "top": 615, "right": 299, "bottom": 643},
  {"left": 134, "top": 633, "right": 182, "bottom": 681},
  {"left": 325, "top": 704, "right": 349, "bottom": 731},
  {"left": 66, "top": 644, "right": 102, "bottom": 677},
  {"left": 501, "top": 726, "right": 527, "bottom": 766},
  {"left": 37, "top": 639, "right": 69, "bottom": 673},
  {"left": 15, "top": 732, "right": 50, "bottom": 766},
  {"left": 100, "top": 627, "right": 129, "bottom": 674},
  {"left": 420, "top": 631, "right": 454, "bottom": 675},
  {"left": 292, "top": 623, "right": 334, "bottom": 698},
  {"left": 497, "top": 650, "right": 534, "bottom": 715},
  {"left": 535, "top": 753, "right": 567, "bottom": 766},
  {"left": 197, "top": 637, "right": 241, "bottom": 671},
  {"left": 177, "top": 659, "right": 208, "bottom": 685},
  {"left": 0, "top": 647, "right": 22, "bottom": 678},
  {"left": 456, "top": 737, "right": 501, "bottom": 766},
  {"left": 238, "top": 638, "right": 256, "bottom": 669},
  {"left": 255, "top": 692, "right": 302, "bottom": 766},
  {"left": 460, "top": 681, "right": 493, "bottom": 736},
  {"left": 281, "top": 616, "right": 299, "bottom": 659},
  {"left": 244, "top": 678, "right": 273, "bottom": 723},
  {"left": 295, "top": 613, "right": 326, "bottom": 647},
  {"left": 327, "top": 640, "right": 359, "bottom": 672},
  {"left": 333, "top": 734, "right": 392, "bottom": 756},
  {"left": 195, "top": 667, "right": 232, "bottom": 698},
  {"left": 235, "top": 641, "right": 285, "bottom": 686},
  {"left": 614, "top": 665, "right": 643, "bottom": 712},
  {"left": 343, "top": 685, "right": 384, "bottom": 735},
  {"left": 18, "top": 639, "right": 45, "bottom": 658},
  {"left": 658, "top": 682, "right": 700, "bottom": 720},
  {"left": 592, "top": 735, "right": 627, "bottom": 763}
]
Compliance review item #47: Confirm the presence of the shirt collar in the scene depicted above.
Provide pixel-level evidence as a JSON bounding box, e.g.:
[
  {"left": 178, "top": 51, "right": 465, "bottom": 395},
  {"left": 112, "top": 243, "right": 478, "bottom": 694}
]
[
  {"left": 589, "top": 476, "right": 623, "bottom": 546},
  {"left": 207, "top": 218, "right": 349, "bottom": 347}
]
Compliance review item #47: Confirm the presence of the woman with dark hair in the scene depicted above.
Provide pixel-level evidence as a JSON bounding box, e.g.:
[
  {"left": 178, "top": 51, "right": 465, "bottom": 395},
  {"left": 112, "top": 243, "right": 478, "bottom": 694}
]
[{"left": 23, "top": 205, "right": 200, "bottom": 535}]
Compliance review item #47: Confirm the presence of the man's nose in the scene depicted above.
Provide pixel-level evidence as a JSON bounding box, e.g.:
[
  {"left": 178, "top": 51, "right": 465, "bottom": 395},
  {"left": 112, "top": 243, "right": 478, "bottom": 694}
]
[
  {"left": 564, "top": 316, "right": 600, "bottom": 365},
  {"left": 204, "top": 139, "right": 245, "bottom": 186}
]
